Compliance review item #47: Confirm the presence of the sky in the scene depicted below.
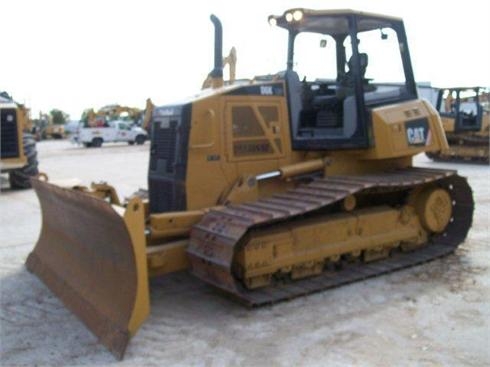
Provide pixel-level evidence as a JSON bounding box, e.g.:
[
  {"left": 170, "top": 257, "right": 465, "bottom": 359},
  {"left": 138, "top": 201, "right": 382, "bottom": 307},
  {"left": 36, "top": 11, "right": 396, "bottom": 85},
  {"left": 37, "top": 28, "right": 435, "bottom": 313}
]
[{"left": 2, "top": 0, "right": 489, "bottom": 119}]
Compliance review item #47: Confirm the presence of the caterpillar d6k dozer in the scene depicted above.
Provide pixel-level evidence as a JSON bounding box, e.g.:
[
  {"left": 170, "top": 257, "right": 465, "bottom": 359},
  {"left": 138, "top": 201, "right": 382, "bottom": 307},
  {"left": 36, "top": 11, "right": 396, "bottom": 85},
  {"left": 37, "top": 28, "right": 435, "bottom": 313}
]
[
  {"left": 26, "top": 9, "right": 474, "bottom": 359},
  {"left": 426, "top": 87, "right": 489, "bottom": 163}
]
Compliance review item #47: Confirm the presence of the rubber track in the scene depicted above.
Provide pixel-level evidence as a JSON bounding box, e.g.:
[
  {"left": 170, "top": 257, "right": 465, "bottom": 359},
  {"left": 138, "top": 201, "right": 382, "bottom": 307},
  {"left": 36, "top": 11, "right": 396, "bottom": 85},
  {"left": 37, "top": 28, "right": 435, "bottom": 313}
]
[{"left": 187, "top": 167, "right": 473, "bottom": 306}]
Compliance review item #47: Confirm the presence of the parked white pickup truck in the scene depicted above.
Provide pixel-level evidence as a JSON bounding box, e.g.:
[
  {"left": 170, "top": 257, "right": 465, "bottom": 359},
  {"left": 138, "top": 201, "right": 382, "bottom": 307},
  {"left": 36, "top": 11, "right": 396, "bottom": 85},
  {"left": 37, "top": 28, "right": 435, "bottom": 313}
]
[{"left": 72, "top": 120, "right": 148, "bottom": 147}]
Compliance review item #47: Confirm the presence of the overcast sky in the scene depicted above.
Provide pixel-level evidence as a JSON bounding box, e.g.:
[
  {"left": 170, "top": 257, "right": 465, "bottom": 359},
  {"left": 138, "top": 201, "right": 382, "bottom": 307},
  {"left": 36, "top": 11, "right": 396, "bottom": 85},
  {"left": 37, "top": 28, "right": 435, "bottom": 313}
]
[{"left": 2, "top": 0, "right": 489, "bottom": 119}]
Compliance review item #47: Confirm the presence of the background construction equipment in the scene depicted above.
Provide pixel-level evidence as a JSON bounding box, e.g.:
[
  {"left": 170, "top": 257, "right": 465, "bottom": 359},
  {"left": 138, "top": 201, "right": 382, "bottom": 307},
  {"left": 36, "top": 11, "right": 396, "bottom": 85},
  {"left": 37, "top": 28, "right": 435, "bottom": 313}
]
[
  {"left": 426, "top": 87, "right": 489, "bottom": 163},
  {"left": 1, "top": 91, "right": 39, "bottom": 189}
]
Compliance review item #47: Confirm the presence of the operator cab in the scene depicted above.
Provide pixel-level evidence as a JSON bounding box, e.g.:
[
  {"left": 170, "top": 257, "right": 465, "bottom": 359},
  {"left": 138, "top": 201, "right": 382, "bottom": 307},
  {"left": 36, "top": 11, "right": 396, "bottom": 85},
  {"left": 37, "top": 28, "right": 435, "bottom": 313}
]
[
  {"left": 269, "top": 9, "right": 418, "bottom": 150},
  {"left": 436, "top": 87, "right": 487, "bottom": 132}
]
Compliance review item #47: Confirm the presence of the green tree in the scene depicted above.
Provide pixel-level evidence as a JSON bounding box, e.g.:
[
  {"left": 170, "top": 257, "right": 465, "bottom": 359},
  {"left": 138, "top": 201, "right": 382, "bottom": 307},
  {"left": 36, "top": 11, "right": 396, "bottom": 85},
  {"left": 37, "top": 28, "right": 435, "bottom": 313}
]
[
  {"left": 80, "top": 109, "right": 94, "bottom": 123},
  {"left": 50, "top": 109, "right": 69, "bottom": 125}
]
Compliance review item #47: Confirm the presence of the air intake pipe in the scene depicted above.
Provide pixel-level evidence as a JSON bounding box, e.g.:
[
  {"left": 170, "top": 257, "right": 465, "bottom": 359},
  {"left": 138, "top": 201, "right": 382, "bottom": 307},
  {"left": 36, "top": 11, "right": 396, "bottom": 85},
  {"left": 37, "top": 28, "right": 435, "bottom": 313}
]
[{"left": 210, "top": 14, "right": 224, "bottom": 88}]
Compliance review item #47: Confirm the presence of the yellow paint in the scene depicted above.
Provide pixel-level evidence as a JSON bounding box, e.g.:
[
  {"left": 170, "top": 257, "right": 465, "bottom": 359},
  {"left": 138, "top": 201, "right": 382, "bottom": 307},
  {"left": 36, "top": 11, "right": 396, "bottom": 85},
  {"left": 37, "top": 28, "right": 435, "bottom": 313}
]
[
  {"left": 236, "top": 204, "right": 427, "bottom": 287},
  {"left": 123, "top": 198, "right": 150, "bottom": 336}
]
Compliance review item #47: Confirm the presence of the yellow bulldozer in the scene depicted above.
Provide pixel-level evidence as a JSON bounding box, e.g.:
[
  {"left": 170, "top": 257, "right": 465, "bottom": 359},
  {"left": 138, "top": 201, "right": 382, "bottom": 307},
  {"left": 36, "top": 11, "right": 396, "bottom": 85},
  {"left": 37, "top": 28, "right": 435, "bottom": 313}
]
[
  {"left": 426, "top": 86, "right": 489, "bottom": 163},
  {"left": 1, "top": 91, "right": 39, "bottom": 189},
  {"left": 35, "top": 112, "right": 66, "bottom": 140},
  {"left": 26, "top": 9, "right": 474, "bottom": 359}
]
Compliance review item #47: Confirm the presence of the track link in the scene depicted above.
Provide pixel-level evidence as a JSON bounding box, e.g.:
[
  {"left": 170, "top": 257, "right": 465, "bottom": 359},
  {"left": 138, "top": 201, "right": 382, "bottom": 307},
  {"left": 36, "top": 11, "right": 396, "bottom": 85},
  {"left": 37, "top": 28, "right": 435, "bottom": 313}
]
[
  {"left": 187, "top": 167, "right": 473, "bottom": 306},
  {"left": 427, "top": 133, "right": 490, "bottom": 164},
  {"left": 428, "top": 154, "right": 489, "bottom": 164}
]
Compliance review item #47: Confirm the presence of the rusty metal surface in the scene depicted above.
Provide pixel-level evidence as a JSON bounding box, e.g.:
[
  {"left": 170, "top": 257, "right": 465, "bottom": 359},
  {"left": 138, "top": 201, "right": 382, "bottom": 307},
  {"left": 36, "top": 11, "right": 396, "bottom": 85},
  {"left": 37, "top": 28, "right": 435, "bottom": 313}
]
[
  {"left": 187, "top": 167, "right": 473, "bottom": 306},
  {"left": 26, "top": 179, "right": 139, "bottom": 359}
]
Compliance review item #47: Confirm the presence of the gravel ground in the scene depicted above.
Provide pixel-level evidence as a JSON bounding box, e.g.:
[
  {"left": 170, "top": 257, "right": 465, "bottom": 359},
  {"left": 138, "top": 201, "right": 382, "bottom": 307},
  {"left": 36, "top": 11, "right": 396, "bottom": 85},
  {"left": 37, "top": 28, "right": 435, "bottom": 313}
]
[{"left": 0, "top": 140, "right": 488, "bottom": 366}]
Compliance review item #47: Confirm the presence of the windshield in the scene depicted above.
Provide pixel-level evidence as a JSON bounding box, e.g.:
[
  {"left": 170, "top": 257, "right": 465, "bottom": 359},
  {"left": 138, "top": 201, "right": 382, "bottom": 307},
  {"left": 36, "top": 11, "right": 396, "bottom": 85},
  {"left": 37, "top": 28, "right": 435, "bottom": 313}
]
[{"left": 294, "top": 33, "right": 337, "bottom": 81}]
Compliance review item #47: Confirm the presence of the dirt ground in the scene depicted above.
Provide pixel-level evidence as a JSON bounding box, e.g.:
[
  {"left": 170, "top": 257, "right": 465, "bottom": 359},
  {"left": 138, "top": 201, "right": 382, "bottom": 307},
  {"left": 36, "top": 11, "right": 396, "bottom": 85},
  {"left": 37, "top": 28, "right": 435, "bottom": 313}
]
[{"left": 1, "top": 140, "right": 489, "bottom": 366}]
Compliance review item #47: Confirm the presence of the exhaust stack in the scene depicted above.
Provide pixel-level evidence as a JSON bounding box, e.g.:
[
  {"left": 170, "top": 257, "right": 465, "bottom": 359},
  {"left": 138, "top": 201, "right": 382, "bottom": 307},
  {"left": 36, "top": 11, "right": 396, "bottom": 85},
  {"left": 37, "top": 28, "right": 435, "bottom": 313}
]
[{"left": 210, "top": 14, "right": 224, "bottom": 88}]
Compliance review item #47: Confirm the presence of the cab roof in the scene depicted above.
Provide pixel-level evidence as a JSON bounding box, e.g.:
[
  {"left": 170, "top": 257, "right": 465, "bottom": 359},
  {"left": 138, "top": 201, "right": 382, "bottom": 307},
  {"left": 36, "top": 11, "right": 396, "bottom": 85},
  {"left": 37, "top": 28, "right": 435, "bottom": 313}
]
[
  {"left": 270, "top": 8, "right": 402, "bottom": 35},
  {"left": 0, "top": 91, "right": 18, "bottom": 108}
]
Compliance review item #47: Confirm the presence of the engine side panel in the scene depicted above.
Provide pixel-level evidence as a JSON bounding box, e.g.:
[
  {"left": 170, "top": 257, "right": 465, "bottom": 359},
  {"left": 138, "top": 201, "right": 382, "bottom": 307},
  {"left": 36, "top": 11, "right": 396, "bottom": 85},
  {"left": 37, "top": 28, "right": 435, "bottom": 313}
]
[{"left": 361, "top": 99, "right": 448, "bottom": 160}]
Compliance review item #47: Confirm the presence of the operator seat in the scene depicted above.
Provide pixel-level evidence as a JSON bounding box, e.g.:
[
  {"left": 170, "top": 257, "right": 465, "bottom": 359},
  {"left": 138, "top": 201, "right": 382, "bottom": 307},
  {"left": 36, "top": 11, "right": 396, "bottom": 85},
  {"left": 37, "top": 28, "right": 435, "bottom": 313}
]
[
  {"left": 357, "top": 53, "right": 369, "bottom": 81},
  {"left": 341, "top": 53, "right": 369, "bottom": 87}
]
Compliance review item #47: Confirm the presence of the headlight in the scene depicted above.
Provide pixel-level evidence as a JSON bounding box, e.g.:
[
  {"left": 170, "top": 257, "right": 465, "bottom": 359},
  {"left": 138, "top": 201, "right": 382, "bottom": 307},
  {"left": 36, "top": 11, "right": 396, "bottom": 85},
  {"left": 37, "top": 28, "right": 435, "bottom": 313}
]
[
  {"left": 293, "top": 10, "right": 303, "bottom": 21},
  {"left": 268, "top": 16, "right": 277, "bottom": 26},
  {"left": 285, "top": 12, "right": 293, "bottom": 22}
]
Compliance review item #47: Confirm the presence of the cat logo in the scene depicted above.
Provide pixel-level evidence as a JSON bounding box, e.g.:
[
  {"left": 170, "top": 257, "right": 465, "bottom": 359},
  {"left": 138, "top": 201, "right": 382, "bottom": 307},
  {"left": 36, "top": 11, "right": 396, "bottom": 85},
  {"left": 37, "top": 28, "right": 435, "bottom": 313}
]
[
  {"left": 405, "top": 119, "right": 429, "bottom": 146},
  {"left": 407, "top": 127, "right": 425, "bottom": 144}
]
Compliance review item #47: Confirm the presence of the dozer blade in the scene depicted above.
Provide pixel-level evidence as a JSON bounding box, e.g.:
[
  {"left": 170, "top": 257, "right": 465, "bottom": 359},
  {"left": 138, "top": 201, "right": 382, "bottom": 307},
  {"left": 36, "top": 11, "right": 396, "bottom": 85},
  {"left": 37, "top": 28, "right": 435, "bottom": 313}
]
[{"left": 26, "top": 179, "right": 150, "bottom": 359}]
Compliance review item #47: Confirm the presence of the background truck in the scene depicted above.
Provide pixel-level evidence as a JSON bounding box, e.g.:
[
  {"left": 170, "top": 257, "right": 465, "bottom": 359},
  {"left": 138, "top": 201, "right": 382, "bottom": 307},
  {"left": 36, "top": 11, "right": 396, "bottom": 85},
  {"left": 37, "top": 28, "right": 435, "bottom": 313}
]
[{"left": 73, "top": 119, "right": 148, "bottom": 147}]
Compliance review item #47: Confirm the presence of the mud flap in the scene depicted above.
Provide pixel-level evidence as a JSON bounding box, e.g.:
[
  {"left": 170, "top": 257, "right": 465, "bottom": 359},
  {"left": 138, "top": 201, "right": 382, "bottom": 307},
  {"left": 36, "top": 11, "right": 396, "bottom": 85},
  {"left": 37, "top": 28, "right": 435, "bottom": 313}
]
[{"left": 26, "top": 179, "right": 150, "bottom": 359}]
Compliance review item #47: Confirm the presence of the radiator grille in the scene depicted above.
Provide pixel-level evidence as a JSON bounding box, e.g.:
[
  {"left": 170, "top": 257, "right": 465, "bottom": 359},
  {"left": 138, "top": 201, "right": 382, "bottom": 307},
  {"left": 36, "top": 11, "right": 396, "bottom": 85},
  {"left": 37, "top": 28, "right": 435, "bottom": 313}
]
[
  {"left": 148, "top": 104, "right": 191, "bottom": 213},
  {"left": 1, "top": 108, "right": 20, "bottom": 159},
  {"left": 151, "top": 120, "right": 177, "bottom": 173}
]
